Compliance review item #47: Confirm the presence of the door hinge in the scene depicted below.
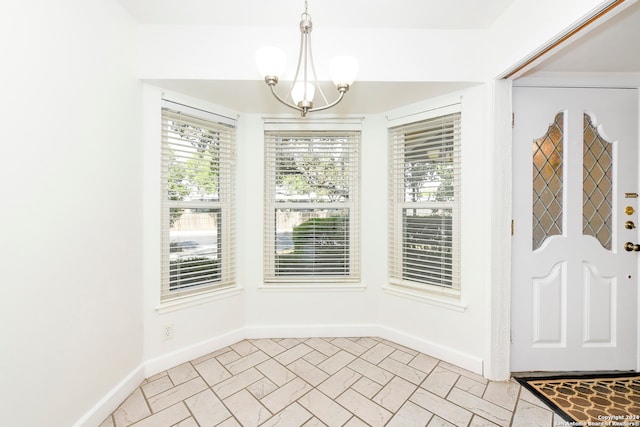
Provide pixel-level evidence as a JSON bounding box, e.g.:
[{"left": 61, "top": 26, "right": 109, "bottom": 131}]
[
  {"left": 512, "top": 112, "right": 515, "bottom": 128},
  {"left": 511, "top": 219, "right": 514, "bottom": 236},
  {"left": 510, "top": 329, "right": 513, "bottom": 344}
]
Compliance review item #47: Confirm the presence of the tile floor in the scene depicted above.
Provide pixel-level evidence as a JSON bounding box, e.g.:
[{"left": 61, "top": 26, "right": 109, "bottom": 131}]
[{"left": 100, "top": 337, "right": 561, "bottom": 427}]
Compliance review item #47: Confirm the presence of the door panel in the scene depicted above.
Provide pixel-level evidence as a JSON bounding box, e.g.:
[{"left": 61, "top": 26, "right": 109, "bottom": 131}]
[
  {"left": 583, "top": 262, "right": 615, "bottom": 346},
  {"left": 511, "top": 87, "right": 638, "bottom": 372},
  {"left": 532, "top": 261, "right": 564, "bottom": 346}
]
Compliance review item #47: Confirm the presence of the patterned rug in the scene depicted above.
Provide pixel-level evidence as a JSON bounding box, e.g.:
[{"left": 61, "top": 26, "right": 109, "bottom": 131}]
[{"left": 516, "top": 373, "right": 640, "bottom": 424}]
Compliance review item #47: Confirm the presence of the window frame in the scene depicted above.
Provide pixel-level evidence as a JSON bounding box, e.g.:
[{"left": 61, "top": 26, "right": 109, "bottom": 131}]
[
  {"left": 160, "top": 100, "right": 236, "bottom": 302},
  {"left": 263, "top": 121, "right": 361, "bottom": 285},
  {"left": 388, "top": 105, "right": 462, "bottom": 297}
]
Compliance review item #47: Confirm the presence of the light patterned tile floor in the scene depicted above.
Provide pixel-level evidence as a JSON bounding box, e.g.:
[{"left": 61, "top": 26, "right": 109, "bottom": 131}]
[{"left": 100, "top": 337, "right": 560, "bottom": 427}]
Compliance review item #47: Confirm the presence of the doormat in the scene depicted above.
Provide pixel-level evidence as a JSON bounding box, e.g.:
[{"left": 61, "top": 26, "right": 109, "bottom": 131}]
[{"left": 516, "top": 373, "right": 640, "bottom": 425}]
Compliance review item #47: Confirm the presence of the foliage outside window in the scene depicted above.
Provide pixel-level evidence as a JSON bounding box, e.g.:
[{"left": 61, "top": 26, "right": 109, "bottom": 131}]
[
  {"left": 388, "top": 111, "right": 461, "bottom": 293},
  {"left": 264, "top": 129, "right": 360, "bottom": 283},
  {"left": 161, "top": 101, "right": 235, "bottom": 301}
]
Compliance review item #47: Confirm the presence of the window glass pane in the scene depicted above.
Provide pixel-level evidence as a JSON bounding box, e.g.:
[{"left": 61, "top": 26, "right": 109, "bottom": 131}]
[
  {"left": 169, "top": 208, "right": 221, "bottom": 291},
  {"left": 275, "top": 208, "right": 349, "bottom": 276},
  {"left": 532, "top": 112, "right": 564, "bottom": 250},
  {"left": 165, "top": 121, "right": 221, "bottom": 202},
  {"left": 275, "top": 137, "right": 351, "bottom": 203},
  {"left": 402, "top": 208, "right": 453, "bottom": 287},
  {"left": 403, "top": 124, "right": 457, "bottom": 203}
]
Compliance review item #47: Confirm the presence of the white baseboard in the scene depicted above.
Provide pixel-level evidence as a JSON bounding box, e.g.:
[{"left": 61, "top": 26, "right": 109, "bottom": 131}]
[
  {"left": 72, "top": 329, "right": 245, "bottom": 427},
  {"left": 74, "top": 324, "right": 484, "bottom": 426},
  {"left": 378, "top": 325, "right": 484, "bottom": 375},
  {"left": 71, "top": 362, "right": 146, "bottom": 427},
  {"left": 245, "top": 323, "right": 378, "bottom": 339},
  {"left": 144, "top": 328, "right": 246, "bottom": 378},
  {"left": 246, "top": 323, "right": 483, "bottom": 375}
]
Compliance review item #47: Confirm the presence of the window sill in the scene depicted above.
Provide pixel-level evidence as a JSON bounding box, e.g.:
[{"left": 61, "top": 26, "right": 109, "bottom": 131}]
[
  {"left": 155, "top": 287, "right": 244, "bottom": 314},
  {"left": 258, "top": 283, "right": 366, "bottom": 292},
  {"left": 383, "top": 285, "right": 467, "bottom": 312}
]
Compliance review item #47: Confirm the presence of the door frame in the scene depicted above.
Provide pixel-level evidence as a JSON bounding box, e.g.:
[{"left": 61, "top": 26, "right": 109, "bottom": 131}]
[{"left": 495, "top": 78, "right": 640, "bottom": 379}]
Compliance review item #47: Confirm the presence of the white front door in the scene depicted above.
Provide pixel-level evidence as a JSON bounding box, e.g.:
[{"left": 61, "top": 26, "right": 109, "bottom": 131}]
[{"left": 511, "top": 86, "right": 639, "bottom": 372}]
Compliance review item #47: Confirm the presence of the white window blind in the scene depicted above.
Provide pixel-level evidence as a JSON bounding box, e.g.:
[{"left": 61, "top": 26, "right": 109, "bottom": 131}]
[
  {"left": 388, "top": 111, "right": 461, "bottom": 292},
  {"left": 161, "top": 100, "right": 236, "bottom": 301},
  {"left": 264, "top": 128, "right": 360, "bottom": 283}
]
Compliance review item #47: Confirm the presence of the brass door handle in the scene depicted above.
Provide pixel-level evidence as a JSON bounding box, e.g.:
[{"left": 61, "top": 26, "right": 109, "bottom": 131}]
[
  {"left": 624, "top": 242, "right": 640, "bottom": 252},
  {"left": 625, "top": 221, "right": 636, "bottom": 229}
]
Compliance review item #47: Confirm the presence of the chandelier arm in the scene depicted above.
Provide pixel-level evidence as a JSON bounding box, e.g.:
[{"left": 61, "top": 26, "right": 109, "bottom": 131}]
[
  {"left": 305, "top": 31, "right": 329, "bottom": 106},
  {"left": 267, "top": 82, "right": 304, "bottom": 113},
  {"left": 307, "top": 87, "right": 349, "bottom": 113},
  {"left": 287, "top": 27, "right": 307, "bottom": 100}
]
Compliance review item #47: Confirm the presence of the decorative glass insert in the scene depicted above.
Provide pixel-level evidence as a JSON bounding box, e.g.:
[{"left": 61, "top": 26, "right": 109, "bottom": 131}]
[
  {"left": 532, "top": 112, "right": 564, "bottom": 250},
  {"left": 583, "top": 113, "right": 613, "bottom": 250}
]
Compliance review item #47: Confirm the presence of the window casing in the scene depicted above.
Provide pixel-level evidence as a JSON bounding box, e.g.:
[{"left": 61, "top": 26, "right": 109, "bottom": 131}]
[
  {"left": 264, "top": 126, "right": 360, "bottom": 283},
  {"left": 161, "top": 101, "right": 235, "bottom": 301},
  {"left": 388, "top": 110, "right": 461, "bottom": 294}
]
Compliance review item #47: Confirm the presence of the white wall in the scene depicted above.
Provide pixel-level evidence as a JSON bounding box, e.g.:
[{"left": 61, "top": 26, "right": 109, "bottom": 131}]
[
  {"left": 0, "top": 1, "right": 143, "bottom": 426},
  {"left": 138, "top": 26, "right": 487, "bottom": 82}
]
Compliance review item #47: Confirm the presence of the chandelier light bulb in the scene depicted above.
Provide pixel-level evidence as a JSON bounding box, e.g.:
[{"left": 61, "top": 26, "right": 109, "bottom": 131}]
[
  {"left": 291, "top": 81, "right": 315, "bottom": 105},
  {"left": 256, "top": 46, "right": 286, "bottom": 79},
  {"left": 329, "top": 55, "right": 359, "bottom": 88}
]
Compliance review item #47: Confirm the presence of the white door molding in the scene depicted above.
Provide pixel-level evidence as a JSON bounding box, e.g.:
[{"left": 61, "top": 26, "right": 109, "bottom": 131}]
[{"left": 484, "top": 79, "right": 513, "bottom": 381}]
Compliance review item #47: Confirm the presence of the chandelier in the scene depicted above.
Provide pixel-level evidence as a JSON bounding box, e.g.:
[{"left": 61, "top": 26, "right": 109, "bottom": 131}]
[{"left": 255, "top": 1, "right": 358, "bottom": 117}]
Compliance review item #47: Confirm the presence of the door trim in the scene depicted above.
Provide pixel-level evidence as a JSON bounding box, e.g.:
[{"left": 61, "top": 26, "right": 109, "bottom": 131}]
[{"left": 484, "top": 80, "right": 514, "bottom": 381}]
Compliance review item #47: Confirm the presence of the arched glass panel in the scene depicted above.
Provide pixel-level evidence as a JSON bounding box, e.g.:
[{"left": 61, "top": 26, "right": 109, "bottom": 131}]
[
  {"left": 532, "top": 112, "right": 564, "bottom": 250},
  {"left": 583, "top": 113, "right": 613, "bottom": 250}
]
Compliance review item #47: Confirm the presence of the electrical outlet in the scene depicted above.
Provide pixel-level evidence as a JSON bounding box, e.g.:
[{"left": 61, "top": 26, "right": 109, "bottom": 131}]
[{"left": 161, "top": 324, "right": 174, "bottom": 341}]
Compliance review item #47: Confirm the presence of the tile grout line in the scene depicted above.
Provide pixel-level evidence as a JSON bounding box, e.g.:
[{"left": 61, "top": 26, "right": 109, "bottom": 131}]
[{"left": 104, "top": 337, "right": 559, "bottom": 427}]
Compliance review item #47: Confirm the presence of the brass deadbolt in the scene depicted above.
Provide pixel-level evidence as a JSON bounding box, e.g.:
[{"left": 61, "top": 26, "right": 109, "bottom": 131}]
[
  {"left": 624, "top": 242, "right": 640, "bottom": 252},
  {"left": 625, "top": 206, "right": 635, "bottom": 215}
]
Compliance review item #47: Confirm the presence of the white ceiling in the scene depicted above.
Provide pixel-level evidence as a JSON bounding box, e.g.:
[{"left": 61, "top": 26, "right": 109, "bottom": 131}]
[
  {"left": 523, "top": 0, "right": 640, "bottom": 77},
  {"left": 120, "top": 0, "right": 640, "bottom": 114},
  {"left": 117, "top": 0, "right": 515, "bottom": 29}
]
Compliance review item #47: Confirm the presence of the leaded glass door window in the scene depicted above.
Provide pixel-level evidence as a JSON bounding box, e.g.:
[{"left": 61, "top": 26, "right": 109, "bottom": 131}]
[
  {"left": 532, "top": 112, "right": 563, "bottom": 250},
  {"left": 583, "top": 113, "right": 613, "bottom": 250}
]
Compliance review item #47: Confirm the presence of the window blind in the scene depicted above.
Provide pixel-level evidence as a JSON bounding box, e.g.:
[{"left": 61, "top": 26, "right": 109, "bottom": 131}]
[
  {"left": 264, "top": 129, "right": 360, "bottom": 283},
  {"left": 160, "top": 101, "right": 236, "bottom": 301},
  {"left": 388, "top": 111, "right": 461, "bottom": 292}
]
